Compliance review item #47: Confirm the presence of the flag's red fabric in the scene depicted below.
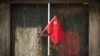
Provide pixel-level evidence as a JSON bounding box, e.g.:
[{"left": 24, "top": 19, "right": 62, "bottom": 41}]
[{"left": 45, "top": 16, "right": 64, "bottom": 45}]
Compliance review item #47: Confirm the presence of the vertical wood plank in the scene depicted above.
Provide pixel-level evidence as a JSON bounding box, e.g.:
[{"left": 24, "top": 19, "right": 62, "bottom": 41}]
[
  {"left": 0, "top": 3, "right": 10, "bottom": 56},
  {"left": 89, "top": 3, "right": 100, "bottom": 56}
]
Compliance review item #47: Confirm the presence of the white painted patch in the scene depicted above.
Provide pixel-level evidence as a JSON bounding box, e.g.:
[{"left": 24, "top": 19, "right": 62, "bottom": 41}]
[{"left": 15, "top": 27, "right": 42, "bottom": 56}]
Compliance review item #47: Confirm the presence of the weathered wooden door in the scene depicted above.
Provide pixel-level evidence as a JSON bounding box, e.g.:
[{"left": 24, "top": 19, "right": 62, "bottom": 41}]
[
  {"left": 50, "top": 4, "right": 88, "bottom": 56},
  {"left": 10, "top": 4, "right": 48, "bottom": 56},
  {"left": 10, "top": 4, "right": 88, "bottom": 56}
]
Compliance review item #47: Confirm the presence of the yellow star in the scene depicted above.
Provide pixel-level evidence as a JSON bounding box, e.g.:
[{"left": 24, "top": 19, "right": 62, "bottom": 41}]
[{"left": 53, "top": 21, "right": 57, "bottom": 25}]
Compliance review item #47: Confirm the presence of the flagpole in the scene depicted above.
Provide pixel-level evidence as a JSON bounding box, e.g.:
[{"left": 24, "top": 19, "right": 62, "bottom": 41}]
[{"left": 48, "top": 3, "right": 50, "bottom": 56}]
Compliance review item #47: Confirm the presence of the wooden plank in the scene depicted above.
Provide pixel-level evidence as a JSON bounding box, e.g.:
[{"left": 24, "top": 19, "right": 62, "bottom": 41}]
[
  {"left": 10, "top": 0, "right": 84, "bottom": 3},
  {"left": 0, "top": 3, "right": 10, "bottom": 56},
  {"left": 1, "top": 0, "right": 98, "bottom": 3},
  {"left": 89, "top": 3, "right": 100, "bottom": 56},
  {"left": 15, "top": 27, "right": 42, "bottom": 56}
]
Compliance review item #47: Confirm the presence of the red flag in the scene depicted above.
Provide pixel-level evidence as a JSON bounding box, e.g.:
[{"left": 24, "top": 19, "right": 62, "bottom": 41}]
[{"left": 45, "top": 16, "right": 64, "bottom": 45}]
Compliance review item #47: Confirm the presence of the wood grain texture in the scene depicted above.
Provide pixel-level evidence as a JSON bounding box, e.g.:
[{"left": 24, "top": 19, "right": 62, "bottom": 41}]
[
  {"left": 1, "top": 0, "right": 99, "bottom": 3},
  {"left": 89, "top": 3, "right": 100, "bottom": 56},
  {"left": 59, "top": 32, "right": 80, "bottom": 56},
  {"left": 15, "top": 27, "right": 42, "bottom": 56},
  {"left": 0, "top": 3, "right": 10, "bottom": 56},
  {"left": 50, "top": 4, "right": 88, "bottom": 56},
  {"left": 10, "top": 4, "right": 48, "bottom": 56}
]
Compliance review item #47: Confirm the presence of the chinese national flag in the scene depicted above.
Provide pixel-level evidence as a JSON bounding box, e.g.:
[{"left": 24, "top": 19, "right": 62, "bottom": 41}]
[{"left": 45, "top": 16, "right": 64, "bottom": 45}]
